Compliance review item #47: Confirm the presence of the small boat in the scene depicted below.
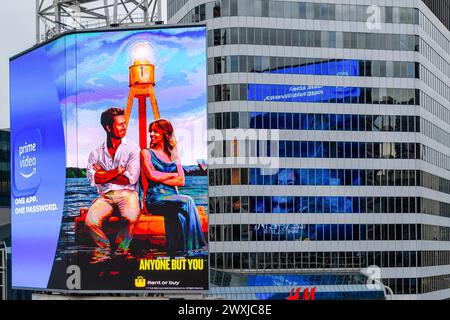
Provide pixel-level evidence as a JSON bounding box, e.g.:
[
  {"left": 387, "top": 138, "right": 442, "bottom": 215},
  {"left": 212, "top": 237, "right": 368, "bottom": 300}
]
[{"left": 74, "top": 206, "right": 208, "bottom": 247}]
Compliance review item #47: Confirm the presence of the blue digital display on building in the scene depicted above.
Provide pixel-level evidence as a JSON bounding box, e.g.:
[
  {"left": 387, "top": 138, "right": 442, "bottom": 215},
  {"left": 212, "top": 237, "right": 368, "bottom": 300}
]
[
  {"left": 247, "top": 274, "right": 385, "bottom": 300},
  {"left": 248, "top": 60, "right": 360, "bottom": 103}
]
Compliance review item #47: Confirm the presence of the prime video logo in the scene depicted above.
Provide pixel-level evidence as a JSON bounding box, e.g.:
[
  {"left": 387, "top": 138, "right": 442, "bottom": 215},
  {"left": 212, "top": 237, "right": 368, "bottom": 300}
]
[
  {"left": 18, "top": 142, "right": 38, "bottom": 178},
  {"left": 14, "top": 128, "right": 42, "bottom": 192}
]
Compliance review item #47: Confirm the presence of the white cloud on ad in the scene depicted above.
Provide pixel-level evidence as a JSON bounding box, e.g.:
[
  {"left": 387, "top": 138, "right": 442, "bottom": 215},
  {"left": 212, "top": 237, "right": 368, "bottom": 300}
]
[{"left": 66, "top": 106, "right": 206, "bottom": 168}]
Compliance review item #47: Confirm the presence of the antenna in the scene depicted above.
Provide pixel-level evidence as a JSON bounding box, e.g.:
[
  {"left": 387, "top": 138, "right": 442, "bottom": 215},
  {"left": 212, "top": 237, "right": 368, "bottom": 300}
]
[{"left": 36, "top": 0, "right": 162, "bottom": 43}]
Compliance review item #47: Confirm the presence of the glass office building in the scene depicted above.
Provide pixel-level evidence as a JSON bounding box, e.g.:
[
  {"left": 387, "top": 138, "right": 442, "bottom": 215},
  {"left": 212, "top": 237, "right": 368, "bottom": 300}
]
[
  {"left": 0, "top": 129, "right": 10, "bottom": 246},
  {"left": 423, "top": 0, "right": 450, "bottom": 31},
  {"left": 0, "top": 130, "right": 10, "bottom": 210},
  {"left": 168, "top": 0, "right": 450, "bottom": 299},
  {"left": 0, "top": 130, "right": 8, "bottom": 300}
]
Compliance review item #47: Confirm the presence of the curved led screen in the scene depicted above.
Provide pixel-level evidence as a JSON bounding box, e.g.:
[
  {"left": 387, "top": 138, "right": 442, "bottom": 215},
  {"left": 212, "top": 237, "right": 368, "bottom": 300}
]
[{"left": 10, "top": 25, "right": 208, "bottom": 292}]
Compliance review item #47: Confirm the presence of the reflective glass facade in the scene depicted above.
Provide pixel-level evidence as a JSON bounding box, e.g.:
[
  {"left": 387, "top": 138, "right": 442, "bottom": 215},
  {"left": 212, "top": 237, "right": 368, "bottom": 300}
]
[
  {"left": 169, "top": 0, "right": 450, "bottom": 299},
  {"left": 210, "top": 112, "right": 420, "bottom": 133},
  {"left": 209, "top": 56, "right": 419, "bottom": 78},
  {"left": 208, "top": 27, "right": 420, "bottom": 51},
  {"left": 173, "top": 1, "right": 419, "bottom": 25},
  {"left": 423, "top": 0, "right": 450, "bottom": 31},
  {"left": 209, "top": 196, "right": 450, "bottom": 218},
  {"left": 0, "top": 130, "right": 10, "bottom": 208}
]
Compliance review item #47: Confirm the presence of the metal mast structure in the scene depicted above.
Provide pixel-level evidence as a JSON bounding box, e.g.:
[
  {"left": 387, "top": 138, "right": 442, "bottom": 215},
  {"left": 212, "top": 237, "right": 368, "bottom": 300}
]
[
  {"left": 36, "top": 0, "right": 162, "bottom": 43},
  {"left": 0, "top": 241, "right": 6, "bottom": 300}
]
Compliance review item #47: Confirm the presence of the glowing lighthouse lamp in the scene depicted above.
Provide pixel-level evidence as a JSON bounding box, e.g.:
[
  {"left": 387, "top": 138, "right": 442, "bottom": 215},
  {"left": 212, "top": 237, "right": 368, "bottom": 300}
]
[{"left": 125, "top": 42, "right": 161, "bottom": 149}]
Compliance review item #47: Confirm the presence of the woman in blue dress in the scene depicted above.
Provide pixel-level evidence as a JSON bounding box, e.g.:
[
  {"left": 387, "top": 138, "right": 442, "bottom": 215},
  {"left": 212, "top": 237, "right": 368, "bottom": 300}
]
[{"left": 140, "top": 119, "right": 206, "bottom": 255}]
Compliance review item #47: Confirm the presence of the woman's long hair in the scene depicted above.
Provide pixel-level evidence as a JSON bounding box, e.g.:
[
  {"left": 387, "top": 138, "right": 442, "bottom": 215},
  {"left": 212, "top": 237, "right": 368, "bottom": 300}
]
[{"left": 149, "top": 119, "right": 178, "bottom": 161}]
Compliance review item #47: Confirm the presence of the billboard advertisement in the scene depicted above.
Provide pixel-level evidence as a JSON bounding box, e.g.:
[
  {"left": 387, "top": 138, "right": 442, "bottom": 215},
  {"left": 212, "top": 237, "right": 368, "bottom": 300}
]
[{"left": 10, "top": 25, "right": 208, "bottom": 291}]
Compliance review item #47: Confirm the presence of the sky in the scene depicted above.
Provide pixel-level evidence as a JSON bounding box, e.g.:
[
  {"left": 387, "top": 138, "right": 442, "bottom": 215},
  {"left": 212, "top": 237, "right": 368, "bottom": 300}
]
[
  {"left": 0, "top": 0, "right": 168, "bottom": 131},
  {"left": 0, "top": 0, "right": 36, "bottom": 130}
]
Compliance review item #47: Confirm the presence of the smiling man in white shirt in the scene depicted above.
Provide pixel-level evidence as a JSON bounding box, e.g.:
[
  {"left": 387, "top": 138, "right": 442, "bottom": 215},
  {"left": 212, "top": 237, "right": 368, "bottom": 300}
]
[{"left": 86, "top": 107, "right": 141, "bottom": 264}]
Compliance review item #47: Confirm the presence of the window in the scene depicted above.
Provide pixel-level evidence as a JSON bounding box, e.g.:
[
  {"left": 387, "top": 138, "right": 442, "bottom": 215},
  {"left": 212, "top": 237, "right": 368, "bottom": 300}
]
[
  {"left": 320, "top": 3, "right": 329, "bottom": 20},
  {"left": 247, "top": 27, "right": 255, "bottom": 45},
  {"left": 343, "top": 32, "right": 351, "bottom": 48},
  {"left": 328, "top": 4, "right": 335, "bottom": 20},
  {"left": 269, "top": 28, "right": 277, "bottom": 45},
  {"left": 239, "top": 55, "right": 247, "bottom": 72},
  {"left": 230, "top": 28, "right": 238, "bottom": 44},
  {"left": 335, "top": 4, "right": 343, "bottom": 21},
  {"left": 357, "top": 5, "right": 366, "bottom": 22},
  {"left": 213, "top": 1, "right": 221, "bottom": 17},
  {"left": 239, "top": 28, "right": 246, "bottom": 44},
  {"left": 277, "top": 29, "right": 285, "bottom": 46},
  {"left": 306, "top": 3, "right": 314, "bottom": 19},
  {"left": 262, "top": 28, "right": 270, "bottom": 45},
  {"left": 285, "top": 2, "right": 295, "bottom": 19},
  {"left": 238, "top": 0, "right": 251, "bottom": 16},
  {"left": 399, "top": 7, "right": 409, "bottom": 24},
  {"left": 357, "top": 33, "right": 365, "bottom": 49},
  {"left": 349, "top": 5, "right": 357, "bottom": 21},
  {"left": 230, "top": 56, "right": 238, "bottom": 73},
  {"left": 269, "top": 0, "right": 284, "bottom": 18},
  {"left": 336, "top": 32, "right": 343, "bottom": 48},
  {"left": 261, "top": 0, "right": 269, "bottom": 17},
  {"left": 393, "top": 7, "right": 400, "bottom": 24},
  {"left": 285, "top": 30, "right": 292, "bottom": 47},
  {"left": 400, "top": 35, "right": 408, "bottom": 51},
  {"left": 385, "top": 7, "right": 393, "bottom": 23},
  {"left": 342, "top": 5, "right": 349, "bottom": 21},
  {"left": 329, "top": 32, "right": 336, "bottom": 48}
]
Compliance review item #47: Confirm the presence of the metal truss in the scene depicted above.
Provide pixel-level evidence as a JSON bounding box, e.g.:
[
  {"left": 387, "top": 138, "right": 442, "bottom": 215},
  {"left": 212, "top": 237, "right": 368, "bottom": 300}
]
[{"left": 36, "top": 0, "right": 162, "bottom": 43}]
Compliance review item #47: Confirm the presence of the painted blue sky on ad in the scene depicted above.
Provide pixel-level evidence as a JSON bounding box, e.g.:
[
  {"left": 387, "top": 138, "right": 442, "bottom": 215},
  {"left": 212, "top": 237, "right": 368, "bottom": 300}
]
[{"left": 45, "top": 27, "right": 207, "bottom": 167}]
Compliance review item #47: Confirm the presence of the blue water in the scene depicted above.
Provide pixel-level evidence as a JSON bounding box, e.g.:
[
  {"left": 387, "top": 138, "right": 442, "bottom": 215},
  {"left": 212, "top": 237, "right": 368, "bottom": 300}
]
[
  {"left": 63, "top": 176, "right": 208, "bottom": 218},
  {"left": 59, "top": 176, "right": 208, "bottom": 249}
]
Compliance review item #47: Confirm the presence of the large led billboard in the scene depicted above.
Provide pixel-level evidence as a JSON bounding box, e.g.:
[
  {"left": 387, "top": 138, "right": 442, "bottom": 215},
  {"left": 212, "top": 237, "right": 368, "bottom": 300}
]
[{"left": 10, "top": 25, "right": 208, "bottom": 292}]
